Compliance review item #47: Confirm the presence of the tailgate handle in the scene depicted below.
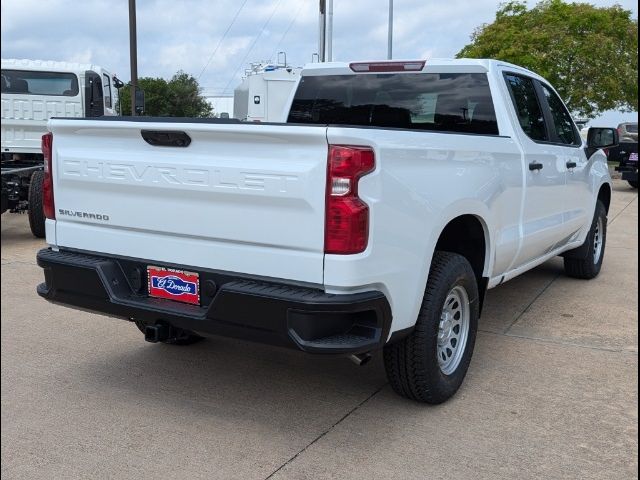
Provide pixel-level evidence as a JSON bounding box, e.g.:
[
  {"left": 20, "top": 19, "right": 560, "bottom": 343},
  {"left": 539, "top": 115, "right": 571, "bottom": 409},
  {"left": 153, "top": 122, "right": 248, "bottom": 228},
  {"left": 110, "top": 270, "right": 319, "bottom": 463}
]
[{"left": 141, "top": 130, "right": 191, "bottom": 147}]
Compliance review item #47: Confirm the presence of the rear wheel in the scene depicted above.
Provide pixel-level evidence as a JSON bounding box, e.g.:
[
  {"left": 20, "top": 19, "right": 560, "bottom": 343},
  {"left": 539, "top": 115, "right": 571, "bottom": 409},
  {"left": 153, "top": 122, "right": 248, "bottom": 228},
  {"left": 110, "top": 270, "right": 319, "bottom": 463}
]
[
  {"left": 563, "top": 200, "right": 607, "bottom": 279},
  {"left": 28, "top": 170, "right": 46, "bottom": 238},
  {"left": 383, "top": 252, "right": 479, "bottom": 404}
]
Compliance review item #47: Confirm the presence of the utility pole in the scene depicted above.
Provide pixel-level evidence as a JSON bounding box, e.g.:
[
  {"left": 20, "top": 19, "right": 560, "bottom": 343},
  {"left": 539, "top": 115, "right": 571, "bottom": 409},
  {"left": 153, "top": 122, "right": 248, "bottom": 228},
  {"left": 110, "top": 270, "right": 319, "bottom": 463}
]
[
  {"left": 318, "top": 0, "right": 326, "bottom": 62},
  {"left": 326, "top": 0, "right": 334, "bottom": 61},
  {"left": 128, "top": 0, "right": 138, "bottom": 116},
  {"left": 387, "top": 0, "right": 393, "bottom": 60}
]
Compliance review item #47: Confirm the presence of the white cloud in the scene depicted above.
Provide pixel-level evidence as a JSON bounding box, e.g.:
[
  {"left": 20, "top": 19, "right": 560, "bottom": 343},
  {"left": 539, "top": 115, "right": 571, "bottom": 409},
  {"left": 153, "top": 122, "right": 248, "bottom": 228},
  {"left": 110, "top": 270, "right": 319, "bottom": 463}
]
[{"left": 1, "top": 0, "right": 637, "bottom": 122}]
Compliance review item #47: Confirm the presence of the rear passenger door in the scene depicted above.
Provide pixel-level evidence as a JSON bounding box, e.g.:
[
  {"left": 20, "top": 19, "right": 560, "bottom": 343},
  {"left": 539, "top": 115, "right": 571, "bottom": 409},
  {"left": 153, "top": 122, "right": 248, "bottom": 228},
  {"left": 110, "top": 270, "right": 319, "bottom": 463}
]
[{"left": 503, "top": 72, "right": 571, "bottom": 269}]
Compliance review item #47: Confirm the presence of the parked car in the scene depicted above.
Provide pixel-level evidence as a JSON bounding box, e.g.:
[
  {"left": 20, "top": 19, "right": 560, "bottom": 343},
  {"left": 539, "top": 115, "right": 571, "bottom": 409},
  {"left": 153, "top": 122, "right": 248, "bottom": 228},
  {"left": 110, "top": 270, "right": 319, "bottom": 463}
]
[
  {"left": 607, "top": 121, "right": 638, "bottom": 164},
  {"left": 35, "top": 59, "right": 616, "bottom": 404},
  {"left": 616, "top": 143, "right": 638, "bottom": 188},
  {"left": 618, "top": 122, "right": 638, "bottom": 143},
  {"left": 1, "top": 59, "right": 121, "bottom": 237}
]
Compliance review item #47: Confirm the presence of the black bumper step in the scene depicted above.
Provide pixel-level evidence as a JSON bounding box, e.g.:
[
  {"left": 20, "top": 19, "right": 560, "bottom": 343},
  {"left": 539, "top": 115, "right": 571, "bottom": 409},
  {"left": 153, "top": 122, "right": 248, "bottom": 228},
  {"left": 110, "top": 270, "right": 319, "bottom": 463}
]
[{"left": 36, "top": 248, "right": 392, "bottom": 354}]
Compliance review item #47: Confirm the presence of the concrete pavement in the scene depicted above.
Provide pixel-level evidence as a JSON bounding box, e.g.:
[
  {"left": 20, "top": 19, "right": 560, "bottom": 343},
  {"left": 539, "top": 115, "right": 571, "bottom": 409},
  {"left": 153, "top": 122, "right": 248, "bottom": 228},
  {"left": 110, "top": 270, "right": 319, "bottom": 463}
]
[{"left": 1, "top": 180, "right": 637, "bottom": 480}]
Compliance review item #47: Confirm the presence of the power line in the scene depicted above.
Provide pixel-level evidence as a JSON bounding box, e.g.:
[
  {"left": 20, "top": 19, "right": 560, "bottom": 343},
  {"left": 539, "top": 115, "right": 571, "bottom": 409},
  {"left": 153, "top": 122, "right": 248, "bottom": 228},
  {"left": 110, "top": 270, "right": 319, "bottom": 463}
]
[
  {"left": 221, "top": 0, "right": 284, "bottom": 95},
  {"left": 197, "top": 0, "right": 249, "bottom": 80},
  {"left": 270, "top": 0, "right": 309, "bottom": 63}
]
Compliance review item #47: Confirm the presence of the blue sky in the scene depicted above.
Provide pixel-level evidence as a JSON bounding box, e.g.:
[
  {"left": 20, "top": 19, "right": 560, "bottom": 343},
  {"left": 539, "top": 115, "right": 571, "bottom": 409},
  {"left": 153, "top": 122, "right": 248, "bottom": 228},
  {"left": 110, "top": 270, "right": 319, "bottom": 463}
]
[{"left": 1, "top": 0, "right": 637, "bottom": 124}]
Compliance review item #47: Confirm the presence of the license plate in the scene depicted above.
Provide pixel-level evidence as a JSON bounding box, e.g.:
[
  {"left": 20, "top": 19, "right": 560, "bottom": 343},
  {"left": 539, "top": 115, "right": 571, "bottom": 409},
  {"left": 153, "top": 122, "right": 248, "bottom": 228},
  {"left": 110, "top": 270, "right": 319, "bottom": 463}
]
[
  {"left": 147, "top": 266, "right": 200, "bottom": 305},
  {"left": 629, "top": 152, "right": 638, "bottom": 163}
]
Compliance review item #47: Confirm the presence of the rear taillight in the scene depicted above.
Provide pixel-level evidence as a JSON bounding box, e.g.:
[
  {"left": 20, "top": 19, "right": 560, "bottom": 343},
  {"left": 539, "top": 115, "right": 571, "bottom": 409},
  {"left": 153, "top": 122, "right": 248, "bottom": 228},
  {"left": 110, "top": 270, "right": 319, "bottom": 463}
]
[
  {"left": 41, "top": 132, "right": 55, "bottom": 219},
  {"left": 325, "top": 145, "right": 375, "bottom": 254}
]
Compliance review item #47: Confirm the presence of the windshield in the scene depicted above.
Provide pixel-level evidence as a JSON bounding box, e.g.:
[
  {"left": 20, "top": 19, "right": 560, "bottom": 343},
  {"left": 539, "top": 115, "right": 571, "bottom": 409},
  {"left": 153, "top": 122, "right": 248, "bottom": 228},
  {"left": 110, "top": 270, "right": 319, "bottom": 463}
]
[
  {"left": 1, "top": 69, "right": 79, "bottom": 96},
  {"left": 288, "top": 72, "right": 499, "bottom": 135}
]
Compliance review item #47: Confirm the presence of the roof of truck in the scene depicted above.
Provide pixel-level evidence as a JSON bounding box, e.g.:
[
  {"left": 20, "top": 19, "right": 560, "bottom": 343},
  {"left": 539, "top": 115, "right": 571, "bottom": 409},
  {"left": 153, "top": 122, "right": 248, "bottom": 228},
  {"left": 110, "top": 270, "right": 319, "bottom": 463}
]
[
  {"left": 1, "top": 58, "right": 111, "bottom": 74},
  {"left": 301, "top": 58, "right": 541, "bottom": 79}
]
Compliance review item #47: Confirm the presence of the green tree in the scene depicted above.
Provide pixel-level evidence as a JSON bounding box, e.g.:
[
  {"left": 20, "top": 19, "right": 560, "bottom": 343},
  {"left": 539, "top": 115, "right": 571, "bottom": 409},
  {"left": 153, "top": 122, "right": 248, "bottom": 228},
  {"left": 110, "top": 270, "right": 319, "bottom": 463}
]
[
  {"left": 118, "top": 71, "right": 213, "bottom": 117},
  {"left": 457, "top": 0, "right": 638, "bottom": 118}
]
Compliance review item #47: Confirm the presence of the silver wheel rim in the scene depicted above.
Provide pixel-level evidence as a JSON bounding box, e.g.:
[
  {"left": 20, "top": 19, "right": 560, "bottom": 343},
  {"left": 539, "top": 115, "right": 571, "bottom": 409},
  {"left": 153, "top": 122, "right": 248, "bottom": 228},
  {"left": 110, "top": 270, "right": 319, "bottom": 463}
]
[
  {"left": 593, "top": 216, "right": 604, "bottom": 264},
  {"left": 437, "top": 285, "right": 470, "bottom": 375}
]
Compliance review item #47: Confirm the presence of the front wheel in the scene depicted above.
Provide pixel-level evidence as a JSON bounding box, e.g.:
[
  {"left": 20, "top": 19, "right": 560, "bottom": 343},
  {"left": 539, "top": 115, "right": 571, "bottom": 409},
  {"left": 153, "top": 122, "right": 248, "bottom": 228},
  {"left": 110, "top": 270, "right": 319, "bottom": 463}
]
[
  {"left": 563, "top": 200, "right": 607, "bottom": 280},
  {"left": 383, "top": 252, "right": 479, "bottom": 404}
]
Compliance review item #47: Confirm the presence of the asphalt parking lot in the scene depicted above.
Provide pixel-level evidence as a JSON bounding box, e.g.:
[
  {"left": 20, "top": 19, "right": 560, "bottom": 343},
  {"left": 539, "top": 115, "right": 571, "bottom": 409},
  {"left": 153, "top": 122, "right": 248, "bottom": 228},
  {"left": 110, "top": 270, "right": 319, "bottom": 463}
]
[{"left": 1, "top": 179, "right": 637, "bottom": 480}]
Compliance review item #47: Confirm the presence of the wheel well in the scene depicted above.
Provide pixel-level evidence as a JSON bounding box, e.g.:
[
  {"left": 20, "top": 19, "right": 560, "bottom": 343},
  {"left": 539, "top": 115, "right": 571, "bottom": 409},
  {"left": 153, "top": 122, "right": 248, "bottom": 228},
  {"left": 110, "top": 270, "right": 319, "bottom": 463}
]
[
  {"left": 434, "top": 215, "right": 488, "bottom": 313},
  {"left": 597, "top": 183, "right": 611, "bottom": 214}
]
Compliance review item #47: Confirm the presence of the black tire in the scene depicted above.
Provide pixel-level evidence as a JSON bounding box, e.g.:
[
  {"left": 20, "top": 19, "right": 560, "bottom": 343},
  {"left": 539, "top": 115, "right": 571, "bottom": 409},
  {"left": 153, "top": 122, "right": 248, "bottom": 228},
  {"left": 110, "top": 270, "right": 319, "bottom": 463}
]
[
  {"left": 28, "top": 170, "right": 46, "bottom": 238},
  {"left": 563, "top": 200, "right": 607, "bottom": 280},
  {"left": 383, "top": 252, "right": 479, "bottom": 404},
  {"left": 134, "top": 320, "right": 203, "bottom": 345},
  {"left": 629, "top": 180, "right": 638, "bottom": 189}
]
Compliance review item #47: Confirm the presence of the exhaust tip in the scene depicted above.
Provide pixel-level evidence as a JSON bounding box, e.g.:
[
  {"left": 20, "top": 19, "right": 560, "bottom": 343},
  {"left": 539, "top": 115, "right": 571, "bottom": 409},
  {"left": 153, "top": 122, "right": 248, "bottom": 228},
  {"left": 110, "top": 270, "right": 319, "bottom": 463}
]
[{"left": 349, "top": 352, "right": 372, "bottom": 366}]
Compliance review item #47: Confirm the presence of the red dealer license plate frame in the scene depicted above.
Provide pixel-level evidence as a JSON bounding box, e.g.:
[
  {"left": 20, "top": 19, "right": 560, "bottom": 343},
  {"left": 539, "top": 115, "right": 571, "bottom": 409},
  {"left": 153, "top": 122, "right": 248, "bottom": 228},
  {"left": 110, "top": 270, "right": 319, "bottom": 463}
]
[{"left": 147, "top": 266, "right": 200, "bottom": 305}]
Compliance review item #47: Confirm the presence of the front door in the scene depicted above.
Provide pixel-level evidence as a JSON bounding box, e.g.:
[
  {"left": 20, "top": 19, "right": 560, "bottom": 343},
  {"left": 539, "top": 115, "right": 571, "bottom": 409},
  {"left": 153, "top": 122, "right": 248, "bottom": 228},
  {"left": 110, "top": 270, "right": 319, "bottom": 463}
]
[
  {"left": 503, "top": 72, "right": 569, "bottom": 269},
  {"left": 536, "top": 81, "right": 590, "bottom": 237}
]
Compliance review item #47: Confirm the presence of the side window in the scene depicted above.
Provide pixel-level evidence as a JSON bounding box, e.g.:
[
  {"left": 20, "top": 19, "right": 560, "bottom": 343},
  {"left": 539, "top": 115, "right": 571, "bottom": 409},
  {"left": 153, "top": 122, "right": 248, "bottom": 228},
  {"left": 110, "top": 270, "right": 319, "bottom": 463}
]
[
  {"left": 103, "top": 74, "right": 112, "bottom": 109},
  {"left": 504, "top": 74, "right": 547, "bottom": 142},
  {"left": 539, "top": 83, "right": 579, "bottom": 146}
]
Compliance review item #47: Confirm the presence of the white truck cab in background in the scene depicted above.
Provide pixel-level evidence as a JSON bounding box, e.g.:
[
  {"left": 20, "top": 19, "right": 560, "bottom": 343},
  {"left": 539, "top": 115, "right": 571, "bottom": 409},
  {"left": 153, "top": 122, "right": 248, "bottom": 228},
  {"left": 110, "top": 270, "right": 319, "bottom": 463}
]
[
  {"left": 1, "top": 59, "right": 120, "bottom": 237},
  {"left": 1, "top": 59, "right": 119, "bottom": 155}
]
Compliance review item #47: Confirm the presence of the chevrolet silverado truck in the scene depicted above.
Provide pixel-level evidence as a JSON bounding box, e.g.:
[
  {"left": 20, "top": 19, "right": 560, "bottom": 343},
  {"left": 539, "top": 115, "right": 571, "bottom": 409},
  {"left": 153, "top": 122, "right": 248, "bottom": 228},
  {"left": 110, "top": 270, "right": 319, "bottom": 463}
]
[{"left": 36, "top": 59, "right": 617, "bottom": 404}]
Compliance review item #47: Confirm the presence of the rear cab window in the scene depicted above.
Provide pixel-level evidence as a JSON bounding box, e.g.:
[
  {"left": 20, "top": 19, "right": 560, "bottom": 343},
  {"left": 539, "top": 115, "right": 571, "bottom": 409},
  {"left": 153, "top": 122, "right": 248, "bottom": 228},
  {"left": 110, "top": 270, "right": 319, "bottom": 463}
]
[
  {"left": 288, "top": 72, "right": 499, "bottom": 135},
  {"left": 1, "top": 69, "right": 79, "bottom": 96}
]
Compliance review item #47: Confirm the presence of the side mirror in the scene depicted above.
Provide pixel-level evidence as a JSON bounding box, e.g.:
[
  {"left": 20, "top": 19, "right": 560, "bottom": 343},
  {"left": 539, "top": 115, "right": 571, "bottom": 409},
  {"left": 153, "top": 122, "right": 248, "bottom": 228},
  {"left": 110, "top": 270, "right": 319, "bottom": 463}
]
[
  {"left": 112, "top": 76, "right": 125, "bottom": 89},
  {"left": 587, "top": 127, "right": 619, "bottom": 149}
]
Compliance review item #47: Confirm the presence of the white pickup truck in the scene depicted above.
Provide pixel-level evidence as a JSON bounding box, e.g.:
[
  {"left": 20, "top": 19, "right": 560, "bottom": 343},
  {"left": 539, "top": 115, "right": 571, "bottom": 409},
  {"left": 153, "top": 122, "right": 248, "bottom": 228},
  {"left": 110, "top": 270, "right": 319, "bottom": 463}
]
[{"left": 36, "top": 59, "right": 618, "bottom": 403}]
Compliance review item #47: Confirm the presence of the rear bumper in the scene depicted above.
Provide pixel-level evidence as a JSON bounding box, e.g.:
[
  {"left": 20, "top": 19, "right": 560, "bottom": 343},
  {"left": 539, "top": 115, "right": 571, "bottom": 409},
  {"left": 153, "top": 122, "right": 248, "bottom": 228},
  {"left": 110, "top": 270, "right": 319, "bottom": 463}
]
[
  {"left": 616, "top": 165, "right": 638, "bottom": 182},
  {"left": 36, "top": 248, "right": 392, "bottom": 355}
]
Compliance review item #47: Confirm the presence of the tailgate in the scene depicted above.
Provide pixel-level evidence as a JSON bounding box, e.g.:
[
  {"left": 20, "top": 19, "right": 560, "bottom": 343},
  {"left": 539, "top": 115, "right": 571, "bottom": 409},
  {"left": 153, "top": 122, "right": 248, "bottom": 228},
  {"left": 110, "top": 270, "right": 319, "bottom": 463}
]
[{"left": 49, "top": 119, "right": 329, "bottom": 285}]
